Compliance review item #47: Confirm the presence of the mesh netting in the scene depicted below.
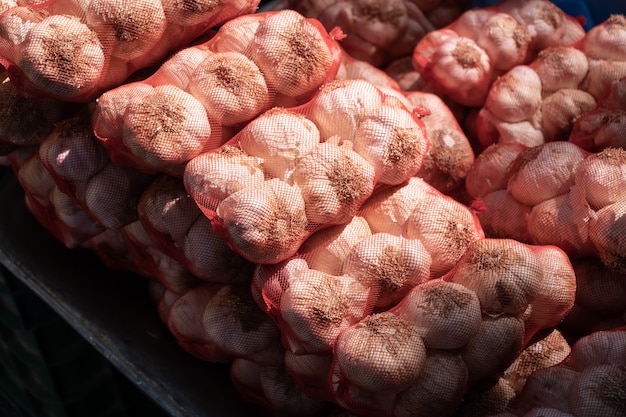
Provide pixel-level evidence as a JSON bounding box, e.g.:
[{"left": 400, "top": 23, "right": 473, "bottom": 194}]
[
  {"left": 91, "top": 9, "right": 344, "bottom": 176},
  {"left": 0, "top": 0, "right": 260, "bottom": 101},
  {"left": 184, "top": 79, "right": 429, "bottom": 264}
]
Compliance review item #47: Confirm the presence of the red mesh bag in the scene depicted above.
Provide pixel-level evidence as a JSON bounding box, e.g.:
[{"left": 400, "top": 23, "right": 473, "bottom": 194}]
[
  {"left": 14, "top": 149, "right": 105, "bottom": 248},
  {"left": 184, "top": 78, "right": 429, "bottom": 264},
  {"left": 38, "top": 108, "right": 155, "bottom": 230},
  {"left": 137, "top": 174, "right": 255, "bottom": 284},
  {"left": 411, "top": 0, "right": 585, "bottom": 107},
  {"left": 120, "top": 220, "right": 201, "bottom": 294},
  {"left": 165, "top": 282, "right": 284, "bottom": 365},
  {"left": 91, "top": 9, "right": 344, "bottom": 177},
  {"left": 0, "top": 0, "right": 260, "bottom": 102}
]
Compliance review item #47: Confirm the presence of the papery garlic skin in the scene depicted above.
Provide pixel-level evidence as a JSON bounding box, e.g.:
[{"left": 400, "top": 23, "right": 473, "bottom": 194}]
[
  {"left": 280, "top": 268, "right": 372, "bottom": 354},
  {"left": 531, "top": 46, "right": 589, "bottom": 95},
  {"left": 465, "top": 143, "right": 526, "bottom": 199},
  {"left": 582, "top": 15, "right": 626, "bottom": 61},
  {"left": 20, "top": 14, "right": 105, "bottom": 98},
  {"left": 248, "top": 9, "right": 334, "bottom": 97},
  {"left": 216, "top": 179, "right": 309, "bottom": 264},
  {"left": 574, "top": 148, "right": 626, "bottom": 210},
  {"left": 568, "top": 330, "right": 626, "bottom": 372},
  {"left": 484, "top": 65, "right": 542, "bottom": 124},
  {"left": 351, "top": 104, "right": 428, "bottom": 186},
  {"left": 588, "top": 200, "right": 626, "bottom": 274},
  {"left": 461, "top": 315, "right": 525, "bottom": 384},
  {"left": 475, "top": 189, "right": 532, "bottom": 243},
  {"left": 449, "top": 238, "right": 541, "bottom": 317},
  {"left": 122, "top": 84, "right": 213, "bottom": 174},
  {"left": 299, "top": 216, "right": 372, "bottom": 276},
  {"left": 403, "top": 191, "right": 483, "bottom": 277},
  {"left": 394, "top": 352, "right": 469, "bottom": 417},
  {"left": 238, "top": 108, "right": 320, "bottom": 183},
  {"left": 540, "top": 89, "right": 596, "bottom": 142}
]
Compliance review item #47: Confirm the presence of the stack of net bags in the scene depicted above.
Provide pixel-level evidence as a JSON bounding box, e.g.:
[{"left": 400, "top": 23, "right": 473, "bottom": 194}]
[{"left": 1, "top": 0, "right": 625, "bottom": 416}]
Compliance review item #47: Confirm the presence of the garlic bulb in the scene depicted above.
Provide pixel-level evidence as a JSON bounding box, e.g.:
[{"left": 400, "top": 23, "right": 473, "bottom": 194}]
[
  {"left": 299, "top": 215, "right": 372, "bottom": 276},
  {"left": 293, "top": 141, "right": 376, "bottom": 226},
  {"left": 475, "top": 189, "right": 532, "bottom": 242},
  {"left": 351, "top": 104, "right": 428, "bottom": 185},
  {"left": 403, "top": 190, "right": 483, "bottom": 277},
  {"left": 465, "top": 143, "right": 525, "bottom": 199},
  {"left": 394, "top": 352, "right": 468, "bottom": 417},
  {"left": 248, "top": 9, "right": 335, "bottom": 97},
  {"left": 280, "top": 268, "right": 372, "bottom": 354},
  {"left": 237, "top": 108, "right": 320, "bottom": 182},
  {"left": 540, "top": 89, "right": 596, "bottom": 142},
  {"left": 334, "top": 311, "right": 427, "bottom": 392},
  {"left": 184, "top": 145, "right": 265, "bottom": 213},
  {"left": 216, "top": 178, "right": 309, "bottom": 264},
  {"left": 583, "top": 14, "right": 626, "bottom": 61},
  {"left": 531, "top": 46, "right": 589, "bottom": 95},
  {"left": 574, "top": 257, "right": 626, "bottom": 315},
  {"left": 512, "top": 364, "right": 577, "bottom": 415},
  {"left": 568, "top": 365, "right": 626, "bottom": 417},
  {"left": 121, "top": 84, "right": 213, "bottom": 174},
  {"left": 507, "top": 141, "right": 587, "bottom": 207},
  {"left": 342, "top": 232, "right": 431, "bottom": 310},
  {"left": 397, "top": 278, "right": 482, "bottom": 350},
  {"left": 568, "top": 329, "right": 626, "bottom": 371},
  {"left": 20, "top": 14, "right": 105, "bottom": 98},
  {"left": 574, "top": 147, "right": 626, "bottom": 210},
  {"left": 588, "top": 199, "right": 626, "bottom": 274},
  {"left": 85, "top": 0, "right": 166, "bottom": 61},
  {"left": 449, "top": 238, "right": 541, "bottom": 317},
  {"left": 188, "top": 51, "right": 272, "bottom": 126}
]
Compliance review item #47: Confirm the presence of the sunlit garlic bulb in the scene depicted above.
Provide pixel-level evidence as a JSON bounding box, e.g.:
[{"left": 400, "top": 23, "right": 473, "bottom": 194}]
[
  {"left": 342, "top": 232, "right": 431, "bottom": 310},
  {"left": 403, "top": 191, "right": 483, "bottom": 277},
  {"left": 156, "top": 47, "right": 213, "bottom": 91},
  {"left": 583, "top": 14, "right": 626, "bottom": 61},
  {"left": 574, "top": 147, "right": 626, "bottom": 210},
  {"left": 216, "top": 178, "right": 309, "bottom": 264},
  {"left": 209, "top": 13, "right": 260, "bottom": 54},
  {"left": 397, "top": 278, "right": 482, "bottom": 350},
  {"left": 122, "top": 84, "right": 213, "bottom": 174},
  {"left": 359, "top": 177, "right": 433, "bottom": 236},
  {"left": 20, "top": 14, "right": 105, "bottom": 98},
  {"left": 476, "top": 12, "right": 531, "bottom": 70},
  {"left": 308, "top": 79, "right": 382, "bottom": 143},
  {"left": 184, "top": 145, "right": 265, "bottom": 213},
  {"left": 483, "top": 65, "right": 542, "bottom": 124},
  {"left": 507, "top": 141, "right": 587, "bottom": 207},
  {"left": 351, "top": 104, "right": 428, "bottom": 185},
  {"left": 188, "top": 51, "right": 271, "bottom": 126},
  {"left": 465, "top": 143, "right": 526, "bottom": 199},
  {"left": 299, "top": 215, "right": 371, "bottom": 276},
  {"left": 248, "top": 9, "right": 335, "bottom": 97},
  {"left": 531, "top": 46, "right": 589, "bottom": 95},
  {"left": 540, "top": 89, "right": 596, "bottom": 142},
  {"left": 280, "top": 268, "right": 372, "bottom": 354},
  {"left": 334, "top": 311, "right": 427, "bottom": 392},
  {"left": 237, "top": 108, "right": 320, "bottom": 182},
  {"left": 293, "top": 141, "right": 376, "bottom": 226},
  {"left": 85, "top": 0, "right": 166, "bottom": 62}
]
